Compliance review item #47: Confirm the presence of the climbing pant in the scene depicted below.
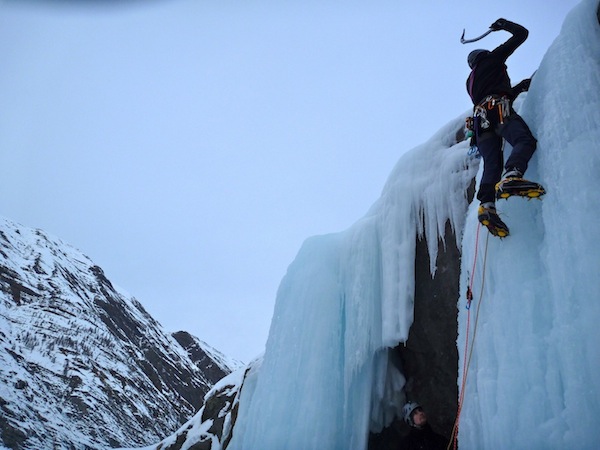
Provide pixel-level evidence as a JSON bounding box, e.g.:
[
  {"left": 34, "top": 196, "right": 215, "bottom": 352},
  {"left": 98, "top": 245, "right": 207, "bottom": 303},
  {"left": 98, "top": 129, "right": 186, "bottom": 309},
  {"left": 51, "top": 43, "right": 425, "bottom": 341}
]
[{"left": 475, "top": 109, "right": 537, "bottom": 204}]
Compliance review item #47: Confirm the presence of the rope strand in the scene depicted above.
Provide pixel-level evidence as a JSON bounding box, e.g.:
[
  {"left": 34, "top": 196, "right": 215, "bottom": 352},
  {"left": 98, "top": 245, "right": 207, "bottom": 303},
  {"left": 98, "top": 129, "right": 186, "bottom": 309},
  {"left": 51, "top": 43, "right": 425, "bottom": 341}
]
[{"left": 448, "top": 225, "right": 490, "bottom": 449}]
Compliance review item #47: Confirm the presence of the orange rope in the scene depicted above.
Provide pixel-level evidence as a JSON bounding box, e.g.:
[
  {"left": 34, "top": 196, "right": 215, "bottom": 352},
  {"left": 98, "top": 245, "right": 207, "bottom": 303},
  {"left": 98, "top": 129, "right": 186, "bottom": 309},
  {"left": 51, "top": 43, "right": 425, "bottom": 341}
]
[{"left": 448, "top": 224, "right": 489, "bottom": 449}]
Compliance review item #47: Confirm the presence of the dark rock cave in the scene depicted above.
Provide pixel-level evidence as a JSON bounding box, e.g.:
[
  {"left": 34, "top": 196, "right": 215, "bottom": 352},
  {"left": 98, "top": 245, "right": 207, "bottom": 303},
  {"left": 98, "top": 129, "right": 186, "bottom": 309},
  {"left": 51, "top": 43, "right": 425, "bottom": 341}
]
[{"left": 369, "top": 181, "right": 475, "bottom": 450}]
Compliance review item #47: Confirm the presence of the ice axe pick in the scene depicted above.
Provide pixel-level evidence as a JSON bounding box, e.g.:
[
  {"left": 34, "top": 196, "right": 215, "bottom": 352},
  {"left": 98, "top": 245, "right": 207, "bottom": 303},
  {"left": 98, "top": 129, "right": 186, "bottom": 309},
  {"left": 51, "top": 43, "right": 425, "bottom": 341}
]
[{"left": 460, "top": 27, "right": 493, "bottom": 44}]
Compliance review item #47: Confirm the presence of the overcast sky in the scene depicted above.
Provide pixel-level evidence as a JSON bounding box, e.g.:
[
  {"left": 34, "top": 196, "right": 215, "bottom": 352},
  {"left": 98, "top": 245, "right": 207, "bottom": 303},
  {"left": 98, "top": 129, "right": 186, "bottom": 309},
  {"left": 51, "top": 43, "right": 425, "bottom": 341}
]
[{"left": 0, "top": 0, "right": 581, "bottom": 362}]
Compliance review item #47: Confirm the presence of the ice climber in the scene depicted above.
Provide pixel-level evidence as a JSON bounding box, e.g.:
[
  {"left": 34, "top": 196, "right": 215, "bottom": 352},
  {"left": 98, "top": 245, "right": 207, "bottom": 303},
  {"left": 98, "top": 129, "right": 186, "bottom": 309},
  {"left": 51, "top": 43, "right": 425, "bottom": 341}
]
[
  {"left": 466, "top": 18, "right": 545, "bottom": 238},
  {"left": 400, "top": 401, "right": 448, "bottom": 450}
]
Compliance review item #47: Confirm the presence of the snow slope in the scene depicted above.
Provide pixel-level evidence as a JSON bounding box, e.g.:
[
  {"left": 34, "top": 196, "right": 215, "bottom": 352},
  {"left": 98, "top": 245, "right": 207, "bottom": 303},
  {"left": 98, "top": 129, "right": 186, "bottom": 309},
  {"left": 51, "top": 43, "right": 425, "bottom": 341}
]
[{"left": 228, "top": 0, "right": 600, "bottom": 449}]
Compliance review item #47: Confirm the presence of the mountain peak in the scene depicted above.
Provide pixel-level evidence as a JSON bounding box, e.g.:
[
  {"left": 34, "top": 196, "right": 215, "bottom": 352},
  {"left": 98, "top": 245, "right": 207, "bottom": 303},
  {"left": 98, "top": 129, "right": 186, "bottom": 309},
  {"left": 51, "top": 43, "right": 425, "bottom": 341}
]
[{"left": 0, "top": 217, "right": 237, "bottom": 449}]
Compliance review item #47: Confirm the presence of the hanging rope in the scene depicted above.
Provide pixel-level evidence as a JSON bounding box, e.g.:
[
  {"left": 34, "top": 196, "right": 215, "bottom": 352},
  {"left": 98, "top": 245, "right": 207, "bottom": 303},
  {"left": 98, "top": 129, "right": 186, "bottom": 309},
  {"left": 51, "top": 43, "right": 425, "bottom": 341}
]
[{"left": 448, "top": 223, "right": 490, "bottom": 450}]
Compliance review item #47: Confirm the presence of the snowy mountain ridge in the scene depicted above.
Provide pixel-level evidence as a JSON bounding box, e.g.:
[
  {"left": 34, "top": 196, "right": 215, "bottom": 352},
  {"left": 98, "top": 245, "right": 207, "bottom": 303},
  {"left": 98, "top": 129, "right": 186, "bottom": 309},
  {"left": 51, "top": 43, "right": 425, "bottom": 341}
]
[{"left": 0, "top": 217, "right": 239, "bottom": 449}]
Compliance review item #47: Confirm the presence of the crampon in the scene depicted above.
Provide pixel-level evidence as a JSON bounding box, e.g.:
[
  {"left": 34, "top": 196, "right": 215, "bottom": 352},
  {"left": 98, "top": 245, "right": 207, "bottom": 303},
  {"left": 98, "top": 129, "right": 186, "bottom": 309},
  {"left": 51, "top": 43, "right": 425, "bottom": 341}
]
[
  {"left": 478, "top": 205, "right": 510, "bottom": 238},
  {"left": 495, "top": 177, "right": 546, "bottom": 200}
]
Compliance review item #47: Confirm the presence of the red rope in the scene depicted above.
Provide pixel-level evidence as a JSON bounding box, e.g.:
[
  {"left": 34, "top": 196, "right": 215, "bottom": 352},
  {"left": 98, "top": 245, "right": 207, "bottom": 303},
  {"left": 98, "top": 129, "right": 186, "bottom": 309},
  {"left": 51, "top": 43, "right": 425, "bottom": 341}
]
[{"left": 449, "top": 223, "right": 487, "bottom": 450}]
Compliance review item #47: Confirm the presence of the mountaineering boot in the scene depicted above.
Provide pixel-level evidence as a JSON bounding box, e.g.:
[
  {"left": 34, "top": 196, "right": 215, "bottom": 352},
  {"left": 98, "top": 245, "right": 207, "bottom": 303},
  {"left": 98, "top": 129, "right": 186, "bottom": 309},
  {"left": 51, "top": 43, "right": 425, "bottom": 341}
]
[
  {"left": 495, "top": 168, "right": 546, "bottom": 200},
  {"left": 478, "top": 202, "right": 509, "bottom": 238}
]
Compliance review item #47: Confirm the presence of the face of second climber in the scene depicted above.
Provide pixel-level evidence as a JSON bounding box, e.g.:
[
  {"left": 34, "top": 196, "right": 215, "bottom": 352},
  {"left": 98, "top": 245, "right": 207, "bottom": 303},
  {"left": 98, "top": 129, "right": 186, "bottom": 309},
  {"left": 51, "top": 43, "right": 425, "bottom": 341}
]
[{"left": 411, "top": 407, "right": 428, "bottom": 428}]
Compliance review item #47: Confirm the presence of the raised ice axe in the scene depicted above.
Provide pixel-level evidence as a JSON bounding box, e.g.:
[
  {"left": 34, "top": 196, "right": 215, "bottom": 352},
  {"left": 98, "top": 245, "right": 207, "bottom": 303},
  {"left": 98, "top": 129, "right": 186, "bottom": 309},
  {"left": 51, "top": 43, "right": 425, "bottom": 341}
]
[{"left": 460, "top": 27, "right": 493, "bottom": 44}]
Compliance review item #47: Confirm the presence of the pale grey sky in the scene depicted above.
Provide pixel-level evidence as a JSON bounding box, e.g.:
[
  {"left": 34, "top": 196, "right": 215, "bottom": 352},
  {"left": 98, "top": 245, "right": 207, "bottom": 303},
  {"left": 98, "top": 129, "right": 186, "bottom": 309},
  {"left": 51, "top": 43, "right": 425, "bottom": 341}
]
[{"left": 0, "top": 0, "right": 581, "bottom": 362}]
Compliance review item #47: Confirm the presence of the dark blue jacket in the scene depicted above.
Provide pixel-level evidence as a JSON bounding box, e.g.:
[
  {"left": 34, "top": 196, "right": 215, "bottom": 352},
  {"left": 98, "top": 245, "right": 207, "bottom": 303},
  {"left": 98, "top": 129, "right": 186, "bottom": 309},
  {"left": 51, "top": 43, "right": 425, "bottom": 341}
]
[{"left": 466, "top": 20, "right": 529, "bottom": 104}]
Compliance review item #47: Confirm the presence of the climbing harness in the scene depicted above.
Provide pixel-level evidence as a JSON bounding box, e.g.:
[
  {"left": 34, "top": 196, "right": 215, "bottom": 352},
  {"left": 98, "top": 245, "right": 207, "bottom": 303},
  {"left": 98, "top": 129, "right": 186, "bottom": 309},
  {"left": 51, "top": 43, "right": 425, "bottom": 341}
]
[
  {"left": 448, "top": 223, "right": 490, "bottom": 450},
  {"left": 465, "top": 95, "right": 510, "bottom": 160},
  {"left": 474, "top": 95, "right": 511, "bottom": 130}
]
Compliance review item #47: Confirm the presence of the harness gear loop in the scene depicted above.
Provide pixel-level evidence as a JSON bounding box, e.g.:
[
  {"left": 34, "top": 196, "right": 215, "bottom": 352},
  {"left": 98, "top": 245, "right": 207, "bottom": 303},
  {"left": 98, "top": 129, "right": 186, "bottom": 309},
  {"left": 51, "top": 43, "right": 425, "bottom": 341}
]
[
  {"left": 473, "top": 105, "right": 490, "bottom": 129},
  {"left": 473, "top": 95, "right": 511, "bottom": 130}
]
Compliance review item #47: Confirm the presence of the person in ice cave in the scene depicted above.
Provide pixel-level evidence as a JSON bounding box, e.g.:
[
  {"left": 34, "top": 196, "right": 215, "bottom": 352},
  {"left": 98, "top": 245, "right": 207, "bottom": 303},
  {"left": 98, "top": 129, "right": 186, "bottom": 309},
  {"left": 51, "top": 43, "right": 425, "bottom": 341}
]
[
  {"left": 466, "top": 18, "right": 542, "bottom": 238},
  {"left": 400, "top": 401, "right": 448, "bottom": 450}
]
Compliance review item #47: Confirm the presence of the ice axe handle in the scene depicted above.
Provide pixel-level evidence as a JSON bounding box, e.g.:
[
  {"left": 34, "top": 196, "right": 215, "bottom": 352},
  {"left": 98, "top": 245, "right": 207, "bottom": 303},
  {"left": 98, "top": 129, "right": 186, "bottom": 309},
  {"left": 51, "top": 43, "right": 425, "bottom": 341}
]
[{"left": 460, "top": 28, "right": 493, "bottom": 44}]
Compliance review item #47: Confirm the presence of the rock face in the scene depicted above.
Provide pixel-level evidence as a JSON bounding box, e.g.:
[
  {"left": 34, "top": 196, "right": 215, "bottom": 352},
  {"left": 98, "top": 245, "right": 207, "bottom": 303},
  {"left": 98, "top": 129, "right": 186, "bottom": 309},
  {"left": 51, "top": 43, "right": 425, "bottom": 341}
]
[
  {"left": 171, "top": 331, "right": 236, "bottom": 387},
  {"left": 369, "top": 183, "right": 475, "bottom": 448},
  {"left": 144, "top": 365, "right": 248, "bottom": 450},
  {"left": 0, "top": 218, "right": 237, "bottom": 450},
  {"left": 397, "top": 222, "right": 461, "bottom": 437}
]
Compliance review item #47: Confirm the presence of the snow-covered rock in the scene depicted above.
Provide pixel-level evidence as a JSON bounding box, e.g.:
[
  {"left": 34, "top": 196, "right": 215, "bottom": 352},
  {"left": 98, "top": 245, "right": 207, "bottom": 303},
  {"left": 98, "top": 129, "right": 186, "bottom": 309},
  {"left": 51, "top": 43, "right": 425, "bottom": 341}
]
[
  {"left": 0, "top": 217, "right": 238, "bottom": 449},
  {"left": 127, "top": 363, "right": 251, "bottom": 450}
]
